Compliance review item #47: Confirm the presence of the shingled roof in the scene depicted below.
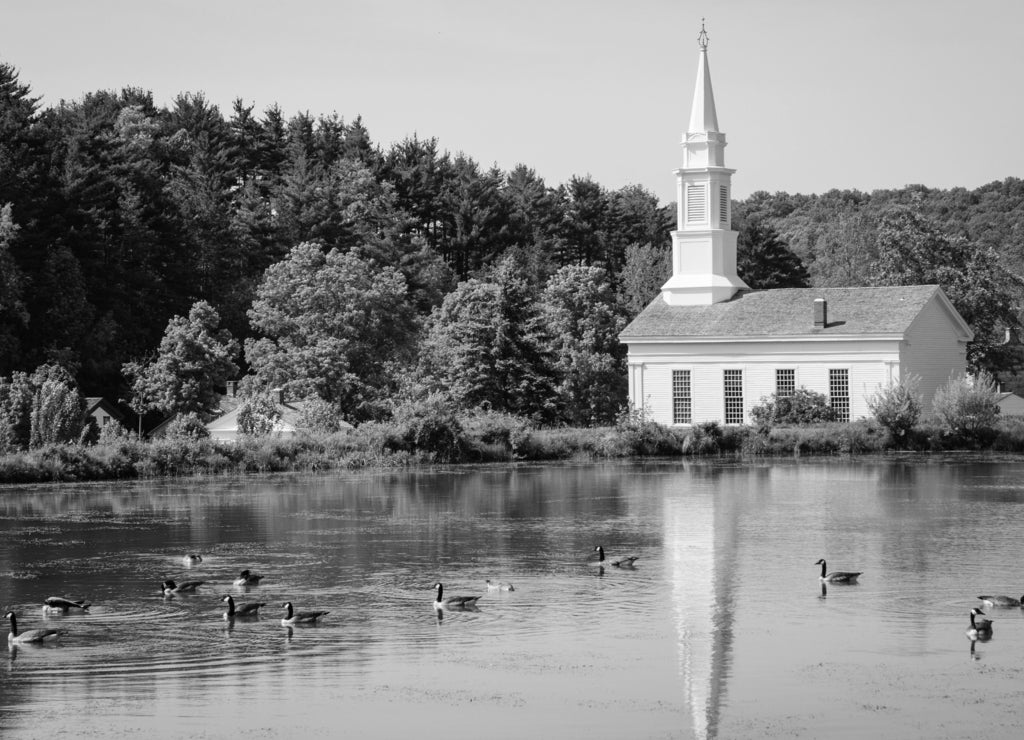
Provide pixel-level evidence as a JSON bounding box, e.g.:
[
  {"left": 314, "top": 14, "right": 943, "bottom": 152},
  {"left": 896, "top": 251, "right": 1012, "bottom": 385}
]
[{"left": 620, "top": 285, "right": 969, "bottom": 340}]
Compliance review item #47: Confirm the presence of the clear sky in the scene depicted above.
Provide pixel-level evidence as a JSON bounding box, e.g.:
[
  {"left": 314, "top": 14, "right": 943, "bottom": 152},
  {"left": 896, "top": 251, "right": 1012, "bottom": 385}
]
[{"left": 2, "top": 0, "right": 1021, "bottom": 203}]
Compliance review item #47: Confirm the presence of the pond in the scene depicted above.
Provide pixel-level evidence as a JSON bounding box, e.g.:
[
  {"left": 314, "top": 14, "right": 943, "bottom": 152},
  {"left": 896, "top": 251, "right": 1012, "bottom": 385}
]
[{"left": 2, "top": 458, "right": 1023, "bottom": 739}]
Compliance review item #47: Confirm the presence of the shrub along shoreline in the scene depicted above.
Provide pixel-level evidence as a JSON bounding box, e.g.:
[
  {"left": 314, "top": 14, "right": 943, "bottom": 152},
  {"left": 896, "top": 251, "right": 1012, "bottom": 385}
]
[{"left": 3, "top": 412, "right": 1024, "bottom": 485}]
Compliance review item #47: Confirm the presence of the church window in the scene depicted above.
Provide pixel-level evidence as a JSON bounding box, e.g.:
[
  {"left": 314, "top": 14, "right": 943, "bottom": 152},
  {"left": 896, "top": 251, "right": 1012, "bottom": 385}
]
[
  {"left": 724, "top": 369, "right": 744, "bottom": 424},
  {"left": 776, "top": 369, "right": 795, "bottom": 397},
  {"left": 672, "top": 370, "right": 692, "bottom": 424},
  {"left": 829, "top": 369, "right": 850, "bottom": 422},
  {"left": 686, "top": 184, "right": 706, "bottom": 223}
]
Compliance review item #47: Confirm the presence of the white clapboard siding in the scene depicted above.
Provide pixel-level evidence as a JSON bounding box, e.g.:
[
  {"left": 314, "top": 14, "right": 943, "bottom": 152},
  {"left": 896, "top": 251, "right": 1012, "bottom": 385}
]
[
  {"left": 902, "top": 295, "right": 971, "bottom": 411},
  {"left": 622, "top": 287, "right": 972, "bottom": 427}
]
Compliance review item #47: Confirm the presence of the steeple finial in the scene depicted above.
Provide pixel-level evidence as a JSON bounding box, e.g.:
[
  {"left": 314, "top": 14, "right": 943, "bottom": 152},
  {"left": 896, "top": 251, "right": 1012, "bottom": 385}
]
[{"left": 698, "top": 19, "right": 709, "bottom": 51}]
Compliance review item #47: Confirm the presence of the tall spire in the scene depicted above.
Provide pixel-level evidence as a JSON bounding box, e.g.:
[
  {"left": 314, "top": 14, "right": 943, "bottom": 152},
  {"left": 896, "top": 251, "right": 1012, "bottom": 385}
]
[
  {"left": 688, "top": 20, "right": 719, "bottom": 134},
  {"left": 660, "top": 22, "right": 748, "bottom": 306}
]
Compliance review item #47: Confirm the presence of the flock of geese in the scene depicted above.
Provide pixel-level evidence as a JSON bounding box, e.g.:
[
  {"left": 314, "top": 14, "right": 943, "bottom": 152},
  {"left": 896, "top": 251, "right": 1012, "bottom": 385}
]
[
  {"left": 9, "top": 551, "right": 1014, "bottom": 646},
  {"left": 815, "top": 557, "right": 1020, "bottom": 643},
  {"left": 432, "top": 545, "right": 632, "bottom": 608},
  {"left": 5, "top": 545, "right": 636, "bottom": 645}
]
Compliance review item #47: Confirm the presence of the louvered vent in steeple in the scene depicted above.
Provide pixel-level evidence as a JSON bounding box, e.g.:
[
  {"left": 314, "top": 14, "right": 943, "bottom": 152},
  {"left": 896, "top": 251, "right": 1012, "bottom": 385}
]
[{"left": 687, "top": 184, "right": 706, "bottom": 223}]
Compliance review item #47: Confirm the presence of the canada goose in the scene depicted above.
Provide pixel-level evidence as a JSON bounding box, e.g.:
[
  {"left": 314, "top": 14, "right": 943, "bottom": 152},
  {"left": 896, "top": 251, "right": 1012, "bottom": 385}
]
[
  {"left": 485, "top": 580, "right": 515, "bottom": 592},
  {"left": 815, "top": 559, "right": 862, "bottom": 583},
  {"left": 162, "top": 579, "right": 204, "bottom": 595},
  {"left": 182, "top": 554, "right": 203, "bottom": 566},
  {"left": 977, "top": 594, "right": 1024, "bottom": 608},
  {"left": 42, "top": 596, "right": 90, "bottom": 613},
  {"left": 5, "top": 611, "right": 60, "bottom": 644},
  {"left": 222, "top": 595, "right": 266, "bottom": 619},
  {"left": 280, "top": 602, "right": 328, "bottom": 626},
  {"left": 966, "top": 607, "right": 993, "bottom": 639},
  {"left": 232, "top": 570, "right": 264, "bottom": 587},
  {"left": 593, "top": 546, "right": 639, "bottom": 568},
  {"left": 433, "top": 583, "right": 481, "bottom": 609}
]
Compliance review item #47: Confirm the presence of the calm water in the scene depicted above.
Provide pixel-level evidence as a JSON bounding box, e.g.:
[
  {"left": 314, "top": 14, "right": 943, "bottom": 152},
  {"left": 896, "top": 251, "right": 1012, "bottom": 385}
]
[{"left": 2, "top": 459, "right": 1024, "bottom": 739}]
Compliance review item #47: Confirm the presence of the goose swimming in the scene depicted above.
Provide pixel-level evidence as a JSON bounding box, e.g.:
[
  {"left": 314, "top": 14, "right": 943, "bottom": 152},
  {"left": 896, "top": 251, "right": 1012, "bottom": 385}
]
[
  {"left": 5, "top": 611, "right": 60, "bottom": 645},
  {"left": 433, "top": 582, "right": 481, "bottom": 609},
  {"left": 162, "top": 579, "right": 204, "bottom": 595},
  {"left": 977, "top": 594, "right": 1023, "bottom": 608},
  {"left": 593, "top": 546, "right": 638, "bottom": 568},
  {"left": 966, "top": 607, "right": 993, "bottom": 639},
  {"left": 280, "top": 602, "right": 328, "bottom": 626},
  {"left": 182, "top": 554, "right": 203, "bottom": 566},
  {"left": 815, "top": 559, "right": 862, "bottom": 583},
  {"left": 486, "top": 580, "right": 515, "bottom": 592},
  {"left": 43, "top": 596, "right": 90, "bottom": 613},
  {"left": 222, "top": 595, "right": 266, "bottom": 619},
  {"left": 233, "top": 569, "right": 264, "bottom": 587}
]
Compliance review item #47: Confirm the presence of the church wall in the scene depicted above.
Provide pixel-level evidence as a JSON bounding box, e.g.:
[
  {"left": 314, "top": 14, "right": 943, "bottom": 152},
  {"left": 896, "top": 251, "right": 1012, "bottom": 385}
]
[
  {"left": 626, "top": 339, "right": 902, "bottom": 425},
  {"left": 901, "top": 297, "right": 969, "bottom": 412}
]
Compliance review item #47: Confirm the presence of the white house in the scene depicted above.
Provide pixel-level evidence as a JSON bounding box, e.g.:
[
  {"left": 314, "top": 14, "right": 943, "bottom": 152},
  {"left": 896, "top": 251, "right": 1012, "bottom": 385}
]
[
  {"left": 84, "top": 397, "right": 125, "bottom": 430},
  {"left": 996, "top": 391, "right": 1024, "bottom": 416},
  {"left": 204, "top": 388, "right": 353, "bottom": 443},
  {"left": 619, "top": 26, "right": 973, "bottom": 426}
]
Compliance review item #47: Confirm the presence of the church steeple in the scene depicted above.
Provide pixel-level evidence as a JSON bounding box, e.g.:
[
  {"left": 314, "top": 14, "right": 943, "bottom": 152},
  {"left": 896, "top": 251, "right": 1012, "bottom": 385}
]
[
  {"left": 661, "top": 22, "right": 748, "bottom": 306},
  {"left": 687, "top": 23, "right": 719, "bottom": 135}
]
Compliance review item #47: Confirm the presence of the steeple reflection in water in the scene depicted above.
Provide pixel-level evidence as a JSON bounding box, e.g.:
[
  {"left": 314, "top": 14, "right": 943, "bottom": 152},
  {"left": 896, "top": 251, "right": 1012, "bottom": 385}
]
[{"left": 664, "top": 466, "right": 745, "bottom": 740}]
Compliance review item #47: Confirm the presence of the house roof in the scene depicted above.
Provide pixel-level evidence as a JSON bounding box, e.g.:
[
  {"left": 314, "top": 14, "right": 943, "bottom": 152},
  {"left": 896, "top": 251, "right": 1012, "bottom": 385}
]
[
  {"left": 84, "top": 396, "right": 125, "bottom": 421},
  {"left": 620, "top": 285, "right": 973, "bottom": 341},
  {"left": 206, "top": 400, "right": 354, "bottom": 433},
  {"left": 145, "top": 395, "right": 242, "bottom": 438}
]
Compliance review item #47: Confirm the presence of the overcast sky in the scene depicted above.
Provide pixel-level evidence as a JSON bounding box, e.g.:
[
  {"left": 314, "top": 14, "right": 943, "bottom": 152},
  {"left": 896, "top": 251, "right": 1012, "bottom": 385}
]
[{"left": 3, "top": 0, "right": 1021, "bottom": 203}]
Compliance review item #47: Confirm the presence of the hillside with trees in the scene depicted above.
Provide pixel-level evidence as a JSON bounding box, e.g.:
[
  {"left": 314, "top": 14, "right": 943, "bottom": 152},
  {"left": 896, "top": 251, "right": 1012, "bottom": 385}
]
[{"left": 2, "top": 60, "right": 1023, "bottom": 433}]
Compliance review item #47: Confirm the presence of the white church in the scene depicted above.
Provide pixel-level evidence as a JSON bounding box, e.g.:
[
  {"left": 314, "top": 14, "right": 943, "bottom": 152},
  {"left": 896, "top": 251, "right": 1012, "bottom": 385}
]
[{"left": 619, "top": 27, "right": 973, "bottom": 426}]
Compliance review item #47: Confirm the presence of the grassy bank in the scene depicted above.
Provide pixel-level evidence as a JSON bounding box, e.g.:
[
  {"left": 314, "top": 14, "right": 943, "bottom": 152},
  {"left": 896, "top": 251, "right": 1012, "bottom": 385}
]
[{"left": 3, "top": 414, "right": 1024, "bottom": 485}]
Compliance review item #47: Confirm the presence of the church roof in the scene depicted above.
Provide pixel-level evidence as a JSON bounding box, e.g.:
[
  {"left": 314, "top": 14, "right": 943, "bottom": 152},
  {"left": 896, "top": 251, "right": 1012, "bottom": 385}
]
[{"left": 620, "top": 285, "right": 971, "bottom": 340}]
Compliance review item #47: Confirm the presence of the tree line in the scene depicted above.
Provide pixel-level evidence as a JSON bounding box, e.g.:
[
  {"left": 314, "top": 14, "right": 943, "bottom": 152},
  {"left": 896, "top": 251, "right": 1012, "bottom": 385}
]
[{"left": 1, "top": 60, "right": 1022, "bottom": 438}]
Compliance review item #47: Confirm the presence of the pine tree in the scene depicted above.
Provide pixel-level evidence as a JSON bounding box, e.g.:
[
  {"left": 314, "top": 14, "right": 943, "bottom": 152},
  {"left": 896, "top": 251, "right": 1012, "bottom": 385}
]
[
  {"left": 419, "top": 256, "right": 558, "bottom": 420},
  {"left": 736, "top": 218, "right": 810, "bottom": 289}
]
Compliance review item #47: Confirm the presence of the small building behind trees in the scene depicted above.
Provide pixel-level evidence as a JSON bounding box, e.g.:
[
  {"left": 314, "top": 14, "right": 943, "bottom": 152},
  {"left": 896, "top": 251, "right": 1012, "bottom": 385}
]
[
  {"left": 204, "top": 389, "right": 354, "bottom": 442},
  {"left": 84, "top": 397, "right": 126, "bottom": 431}
]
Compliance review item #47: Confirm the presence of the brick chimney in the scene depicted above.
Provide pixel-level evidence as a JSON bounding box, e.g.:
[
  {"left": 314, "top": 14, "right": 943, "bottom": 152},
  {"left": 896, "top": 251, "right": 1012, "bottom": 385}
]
[
  {"left": 813, "top": 298, "right": 827, "bottom": 328},
  {"left": 272, "top": 387, "right": 285, "bottom": 404}
]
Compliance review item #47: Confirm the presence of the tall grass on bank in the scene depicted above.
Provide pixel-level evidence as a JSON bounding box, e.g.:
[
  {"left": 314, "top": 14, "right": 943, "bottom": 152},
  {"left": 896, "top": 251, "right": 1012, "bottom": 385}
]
[{"left": 3, "top": 415, "right": 1024, "bottom": 485}]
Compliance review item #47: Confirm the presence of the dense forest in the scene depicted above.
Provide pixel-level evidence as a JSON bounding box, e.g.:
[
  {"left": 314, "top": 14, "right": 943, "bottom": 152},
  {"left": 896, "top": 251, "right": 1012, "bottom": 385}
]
[{"left": 1, "top": 61, "right": 1023, "bottom": 430}]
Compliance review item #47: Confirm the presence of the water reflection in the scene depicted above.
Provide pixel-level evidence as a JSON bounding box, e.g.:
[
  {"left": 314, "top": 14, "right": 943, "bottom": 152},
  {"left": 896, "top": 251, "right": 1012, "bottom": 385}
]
[
  {"left": 664, "top": 467, "right": 747, "bottom": 740},
  {"left": 5, "top": 460, "right": 1024, "bottom": 738}
]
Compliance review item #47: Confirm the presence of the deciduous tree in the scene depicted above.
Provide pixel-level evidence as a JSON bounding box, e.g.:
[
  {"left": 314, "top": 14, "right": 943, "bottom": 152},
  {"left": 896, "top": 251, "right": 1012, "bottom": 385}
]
[
  {"left": 123, "top": 301, "right": 239, "bottom": 417},
  {"left": 541, "top": 264, "right": 627, "bottom": 425},
  {"left": 0, "top": 371, "right": 33, "bottom": 451},
  {"left": 872, "top": 208, "right": 1022, "bottom": 373},
  {"left": 28, "top": 364, "right": 84, "bottom": 447},
  {"left": 245, "top": 242, "right": 412, "bottom": 418}
]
